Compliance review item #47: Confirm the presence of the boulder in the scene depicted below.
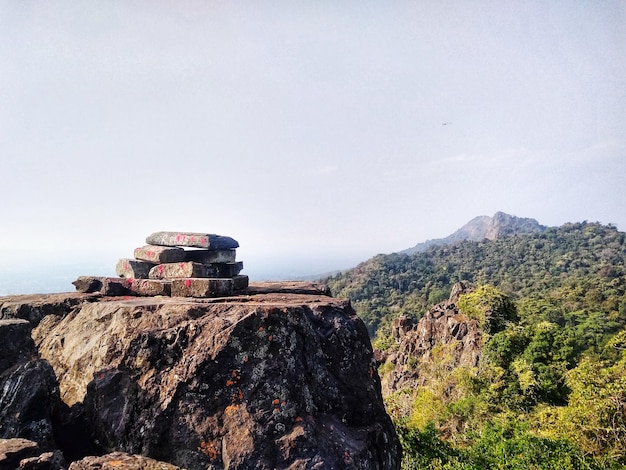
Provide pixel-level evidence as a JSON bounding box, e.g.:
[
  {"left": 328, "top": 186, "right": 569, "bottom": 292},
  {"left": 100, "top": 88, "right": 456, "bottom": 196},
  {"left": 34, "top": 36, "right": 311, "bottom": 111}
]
[
  {"left": 69, "top": 451, "right": 180, "bottom": 469},
  {"left": 146, "top": 232, "right": 239, "bottom": 250},
  {"left": 134, "top": 245, "right": 186, "bottom": 264},
  {"left": 32, "top": 291, "right": 400, "bottom": 469}
]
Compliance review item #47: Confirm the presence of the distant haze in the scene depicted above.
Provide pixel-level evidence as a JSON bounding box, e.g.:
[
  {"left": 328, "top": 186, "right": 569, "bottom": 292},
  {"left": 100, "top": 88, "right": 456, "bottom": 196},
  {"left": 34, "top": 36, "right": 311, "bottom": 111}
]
[{"left": 1, "top": 2, "right": 625, "bottom": 287}]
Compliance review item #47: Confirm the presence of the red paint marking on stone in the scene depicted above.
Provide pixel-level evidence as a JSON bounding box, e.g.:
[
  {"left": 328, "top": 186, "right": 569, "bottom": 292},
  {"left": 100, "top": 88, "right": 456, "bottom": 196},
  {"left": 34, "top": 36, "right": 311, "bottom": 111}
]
[{"left": 184, "top": 279, "right": 191, "bottom": 287}]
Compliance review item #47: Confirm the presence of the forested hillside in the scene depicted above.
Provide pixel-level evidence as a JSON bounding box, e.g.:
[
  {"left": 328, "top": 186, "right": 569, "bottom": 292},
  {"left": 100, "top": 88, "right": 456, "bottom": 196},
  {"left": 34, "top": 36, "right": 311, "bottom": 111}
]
[
  {"left": 326, "top": 221, "right": 626, "bottom": 339},
  {"left": 324, "top": 221, "right": 626, "bottom": 468}
]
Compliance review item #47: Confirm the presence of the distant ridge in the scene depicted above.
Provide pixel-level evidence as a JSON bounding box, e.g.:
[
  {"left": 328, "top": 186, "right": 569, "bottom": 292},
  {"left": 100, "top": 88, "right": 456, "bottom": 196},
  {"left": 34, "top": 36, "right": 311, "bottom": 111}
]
[{"left": 400, "top": 211, "right": 546, "bottom": 255}]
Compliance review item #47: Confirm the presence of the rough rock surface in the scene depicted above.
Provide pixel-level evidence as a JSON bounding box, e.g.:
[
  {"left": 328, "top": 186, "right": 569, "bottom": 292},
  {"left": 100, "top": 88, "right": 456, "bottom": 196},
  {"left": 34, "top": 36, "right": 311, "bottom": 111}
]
[
  {"left": 0, "top": 320, "right": 63, "bottom": 464},
  {"left": 0, "top": 438, "right": 39, "bottom": 469},
  {"left": 72, "top": 276, "right": 132, "bottom": 296},
  {"left": 245, "top": 281, "right": 331, "bottom": 296},
  {"left": 0, "top": 293, "right": 96, "bottom": 327},
  {"left": 115, "top": 259, "right": 156, "bottom": 279},
  {"left": 148, "top": 261, "right": 243, "bottom": 280},
  {"left": 146, "top": 232, "right": 239, "bottom": 250},
  {"left": 170, "top": 278, "right": 234, "bottom": 297},
  {"left": 185, "top": 249, "right": 236, "bottom": 264},
  {"left": 2, "top": 282, "right": 401, "bottom": 469},
  {"left": 134, "top": 245, "right": 186, "bottom": 264},
  {"left": 380, "top": 282, "right": 482, "bottom": 395},
  {"left": 69, "top": 451, "right": 180, "bottom": 469}
]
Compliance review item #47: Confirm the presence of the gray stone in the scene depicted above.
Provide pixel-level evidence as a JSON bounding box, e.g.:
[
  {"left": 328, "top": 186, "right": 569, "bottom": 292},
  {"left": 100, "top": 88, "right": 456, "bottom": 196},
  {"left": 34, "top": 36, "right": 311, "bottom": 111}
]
[
  {"left": 133, "top": 245, "right": 186, "bottom": 264},
  {"left": 115, "top": 259, "right": 156, "bottom": 279},
  {"left": 232, "top": 275, "right": 249, "bottom": 291},
  {"left": 170, "top": 278, "right": 234, "bottom": 297},
  {"left": 146, "top": 232, "right": 239, "bottom": 249},
  {"left": 128, "top": 279, "right": 171, "bottom": 297},
  {"left": 72, "top": 277, "right": 132, "bottom": 296},
  {"left": 185, "top": 248, "right": 236, "bottom": 264},
  {"left": 149, "top": 262, "right": 243, "bottom": 280}
]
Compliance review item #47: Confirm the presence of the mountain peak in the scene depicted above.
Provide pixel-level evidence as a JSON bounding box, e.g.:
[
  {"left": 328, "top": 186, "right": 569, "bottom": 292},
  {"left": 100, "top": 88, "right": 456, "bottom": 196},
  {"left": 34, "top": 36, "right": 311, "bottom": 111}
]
[{"left": 401, "top": 212, "right": 545, "bottom": 255}]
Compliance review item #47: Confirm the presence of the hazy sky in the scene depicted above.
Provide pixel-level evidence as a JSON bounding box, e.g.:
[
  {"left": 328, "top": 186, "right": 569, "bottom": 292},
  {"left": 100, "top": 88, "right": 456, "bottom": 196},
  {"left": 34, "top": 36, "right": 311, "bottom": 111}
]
[{"left": 1, "top": 1, "right": 625, "bottom": 279}]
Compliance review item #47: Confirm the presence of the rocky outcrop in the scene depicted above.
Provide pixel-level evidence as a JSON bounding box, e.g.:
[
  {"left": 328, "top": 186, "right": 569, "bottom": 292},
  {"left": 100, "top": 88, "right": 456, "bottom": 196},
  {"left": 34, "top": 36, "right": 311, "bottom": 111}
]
[
  {"left": 0, "top": 293, "right": 97, "bottom": 327},
  {"left": 0, "top": 438, "right": 66, "bottom": 470},
  {"left": 0, "top": 320, "right": 66, "bottom": 469},
  {"left": 69, "top": 452, "right": 180, "bottom": 469},
  {"left": 402, "top": 211, "right": 545, "bottom": 255},
  {"left": 0, "top": 320, "right": 61, "bottom": 451},
  {"left": 380, "top": 282, "right": 482, "bottom": 396},
  {"left": 1, "top": 283, "right": 400, "bottom": 469}
]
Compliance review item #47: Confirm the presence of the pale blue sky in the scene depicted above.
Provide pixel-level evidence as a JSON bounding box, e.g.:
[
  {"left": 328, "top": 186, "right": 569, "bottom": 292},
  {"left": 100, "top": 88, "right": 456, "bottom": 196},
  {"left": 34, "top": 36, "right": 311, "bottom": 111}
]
[{"left": 1, "top": 1, "right": 625, "bottom": 281}]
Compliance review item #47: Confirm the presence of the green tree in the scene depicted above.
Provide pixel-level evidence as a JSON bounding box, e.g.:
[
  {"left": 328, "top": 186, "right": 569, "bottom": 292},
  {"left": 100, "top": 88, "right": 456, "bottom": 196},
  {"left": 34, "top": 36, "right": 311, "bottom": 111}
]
[{"left": 457, "top": 285, "right": 518, "bottom": 334}]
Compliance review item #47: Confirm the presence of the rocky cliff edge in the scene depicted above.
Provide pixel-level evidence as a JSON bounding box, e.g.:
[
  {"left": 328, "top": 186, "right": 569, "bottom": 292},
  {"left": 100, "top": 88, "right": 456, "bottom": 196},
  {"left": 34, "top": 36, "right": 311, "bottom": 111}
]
[{"left": 0, "top": 282, "right": 400, "bottom": 469}]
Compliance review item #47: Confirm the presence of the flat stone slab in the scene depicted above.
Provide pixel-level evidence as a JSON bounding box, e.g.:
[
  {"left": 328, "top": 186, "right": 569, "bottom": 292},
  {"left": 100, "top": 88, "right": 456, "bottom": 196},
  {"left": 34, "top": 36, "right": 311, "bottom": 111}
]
[
  {"left": 73, "top": 276, "right": 132, "bottom": 296},
  {"left": 128, "top": 279, "right": 171, "bottom": 297},
  {"left": 170, "top": 278, "right": 233, "bottom": 298},
  {"left": 149, "top": 262, "right": 243, "bottom": 280},
  {"left": 134, "top": 245, "right": 186, "bottom": 263},
  {"left": 146, "top": 232, "right": 239, "bottom": 249},
  {"left": 245, "top": 281, "right": 332, "bottom": 296},
  {"left": 116, "top": 259, "right": 156, "bottom": 279},
  {"left": 185, "top": 248, "right": 236, "bottom": 264}
]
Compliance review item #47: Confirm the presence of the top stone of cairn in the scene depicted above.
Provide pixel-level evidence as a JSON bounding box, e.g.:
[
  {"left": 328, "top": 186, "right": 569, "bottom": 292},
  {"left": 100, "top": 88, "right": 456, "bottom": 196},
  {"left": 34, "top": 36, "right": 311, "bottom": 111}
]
[{"left": 146, "top": 231, "right": 239, "bottom": 250}]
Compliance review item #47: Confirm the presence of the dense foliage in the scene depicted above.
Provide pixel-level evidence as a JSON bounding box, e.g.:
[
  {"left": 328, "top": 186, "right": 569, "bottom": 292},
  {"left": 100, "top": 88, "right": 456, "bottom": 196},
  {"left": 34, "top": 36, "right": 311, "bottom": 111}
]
[{"left": 324, "top": 222, "right": 626, "bottom": 468}]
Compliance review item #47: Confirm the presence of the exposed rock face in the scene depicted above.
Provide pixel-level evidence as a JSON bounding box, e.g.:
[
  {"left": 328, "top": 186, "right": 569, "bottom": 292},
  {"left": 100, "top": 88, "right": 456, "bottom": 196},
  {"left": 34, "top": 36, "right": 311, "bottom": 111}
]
[
  {"left": 0, "top": 438, "right": 66, "bottom": 470},
  {"left": 69, "top": 452, "right": 180, "bottom": 469},
  {"left": 402, "top": 211, "right": 545, "bottom": 255},
  {"left": 381, "top": 282, "right": 482, "bottom": 396},
  {"left": 0, "top": 438, "right": 39, "bottom": 469},
  {"left": 0, "top": 293, "right": 96, "bottom": 327},
  {"left": 0, "top": 320, "right": 60, "bottom": 449},
  {"left": 0, "top": 283, "right": 400, "bottom": 469}
]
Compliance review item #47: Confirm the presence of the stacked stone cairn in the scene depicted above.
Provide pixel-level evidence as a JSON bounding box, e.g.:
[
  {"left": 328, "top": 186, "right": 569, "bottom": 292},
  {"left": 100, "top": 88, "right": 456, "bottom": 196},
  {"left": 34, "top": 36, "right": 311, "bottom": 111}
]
[{"left": 73, "top": 231, "right": 248, "bottom": 298}]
